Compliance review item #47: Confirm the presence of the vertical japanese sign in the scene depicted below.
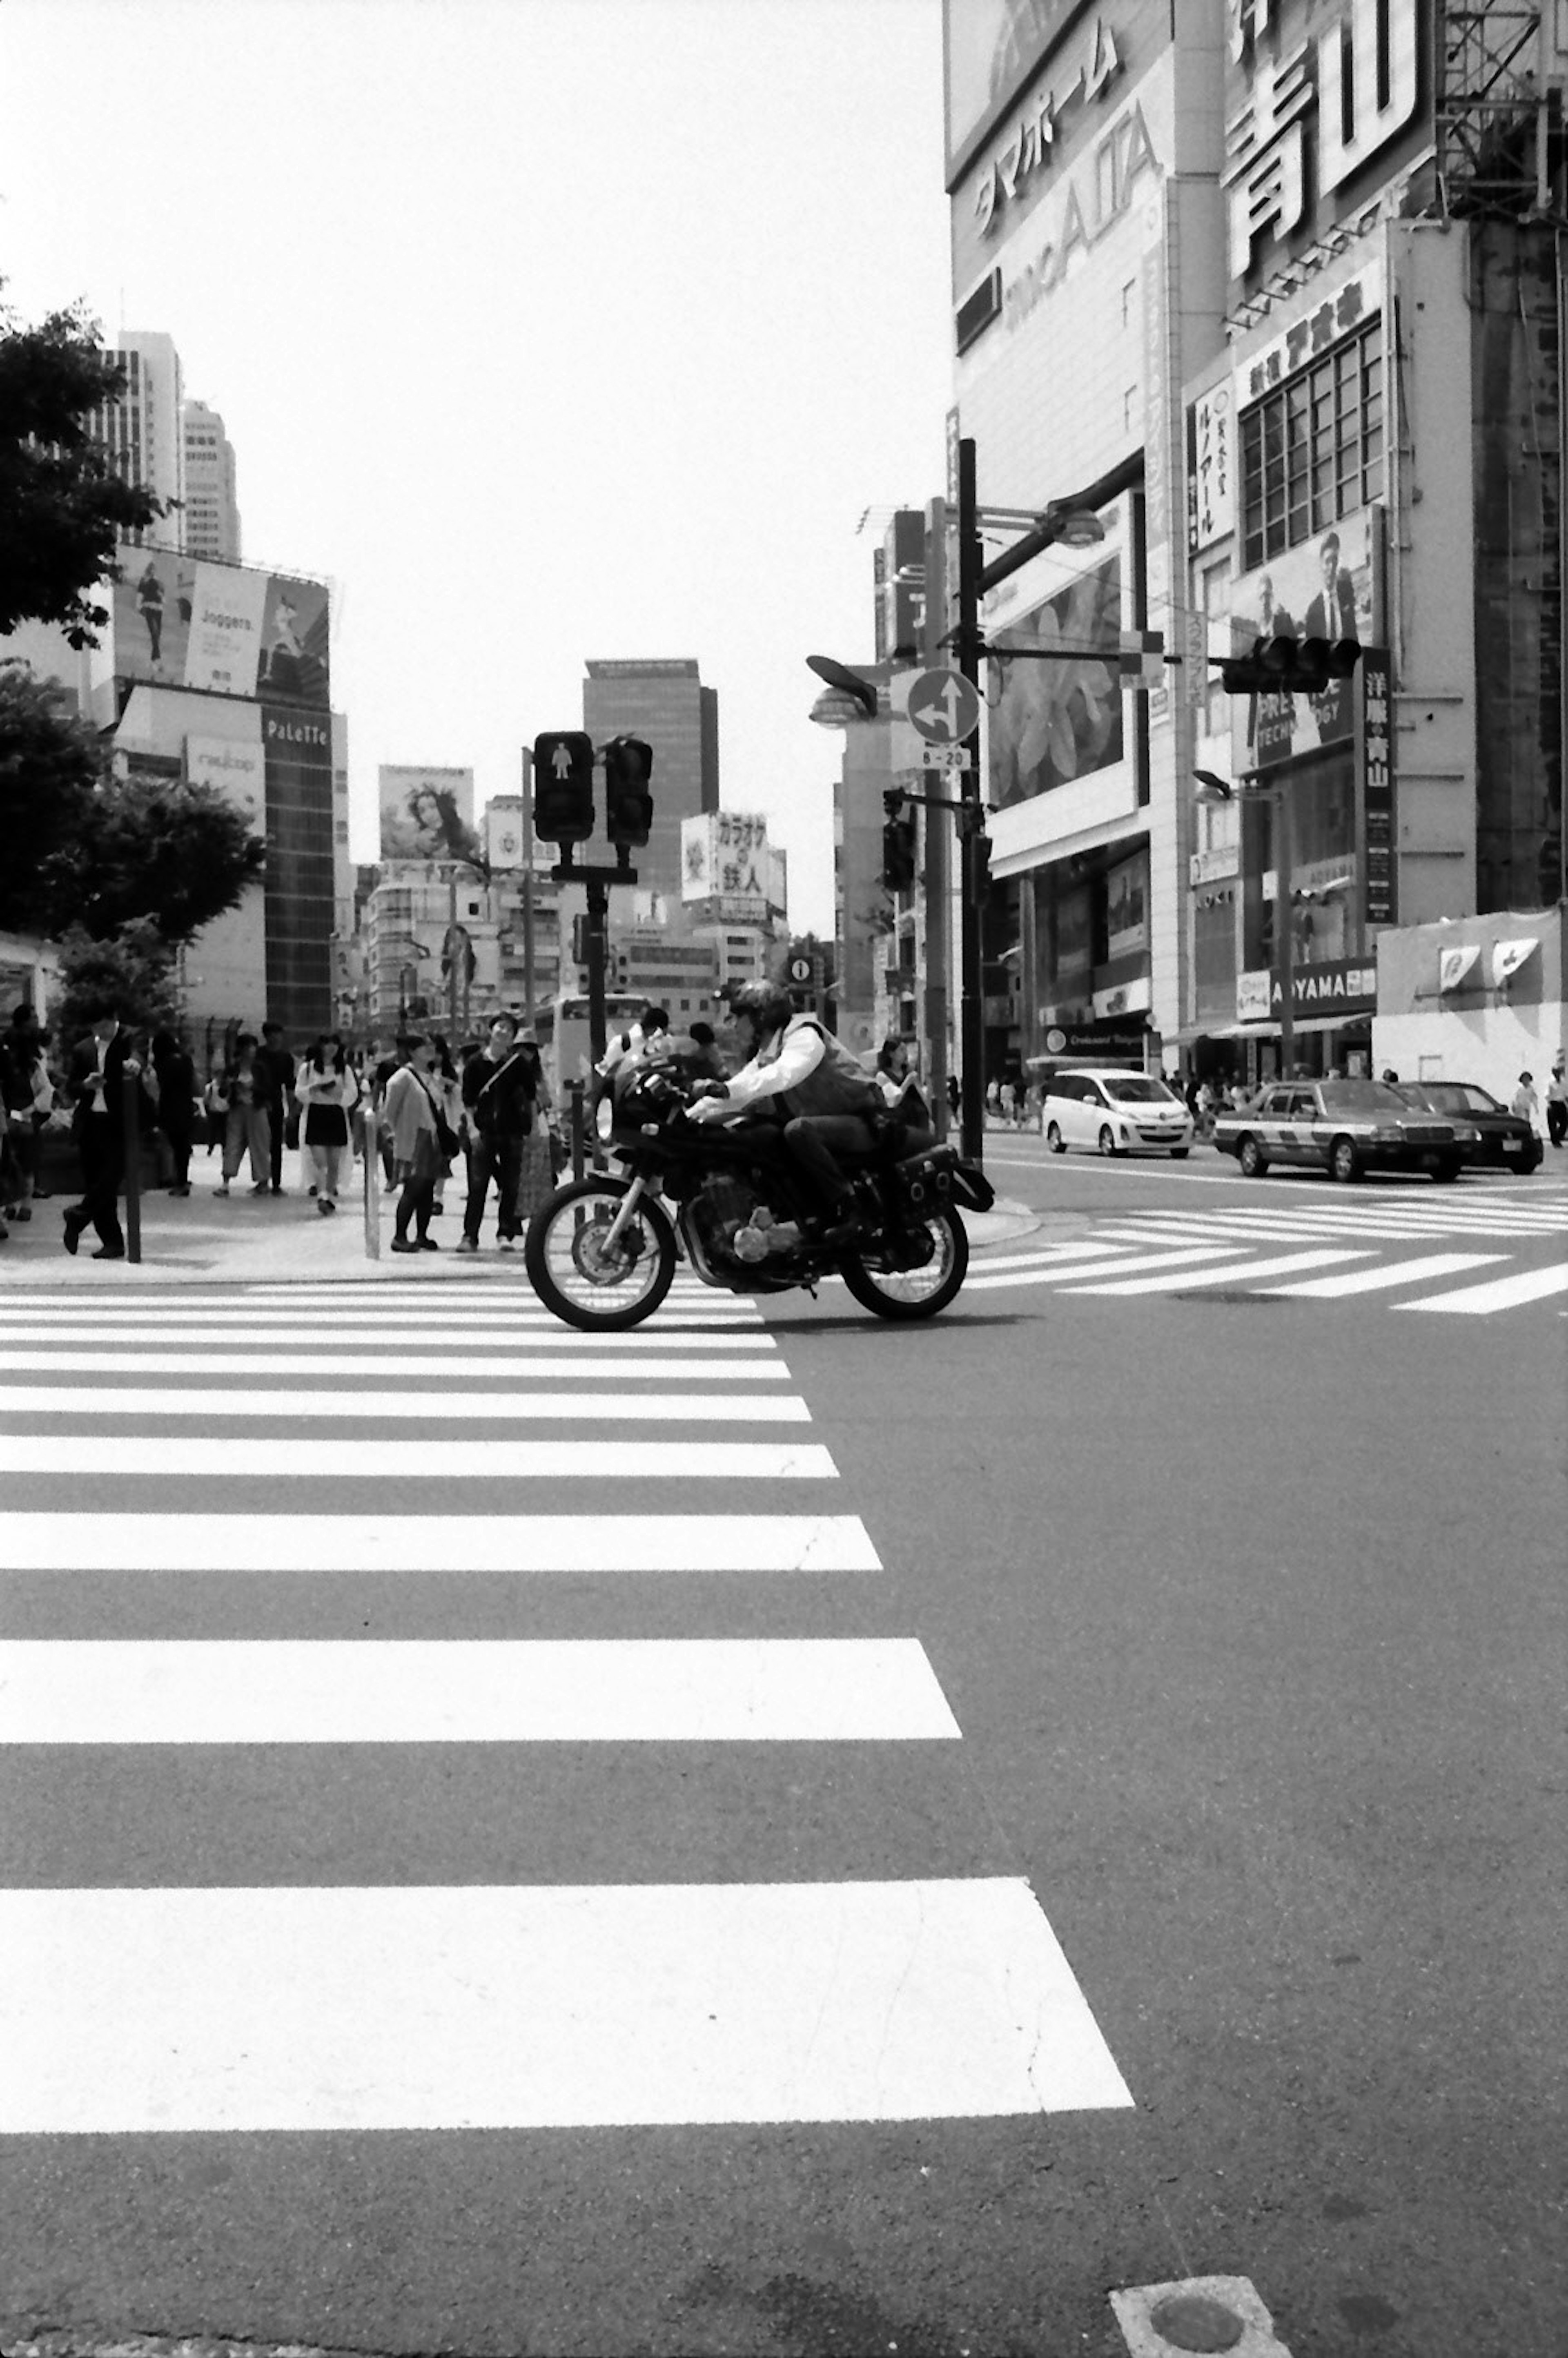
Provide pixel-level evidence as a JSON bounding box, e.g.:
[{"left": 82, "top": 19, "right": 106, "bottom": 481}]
[
  {"left": 1357, "top": 646, "right": 1395, "bottom": 926},
  {"left": 1188, "top": 385, "right": 1233, "bottom": 552}
]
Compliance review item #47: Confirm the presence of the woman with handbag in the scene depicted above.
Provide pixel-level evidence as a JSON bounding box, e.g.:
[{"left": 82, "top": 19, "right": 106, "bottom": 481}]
[
  {"left": 296, "top": 1034, "right": 359, "bottom": 1214},
  {"left": 512, "top": 1034, "right": 556, "bottom": 1224},
  {"left": 381, "top": 1034, "right": 447, "bottom": 1253}
]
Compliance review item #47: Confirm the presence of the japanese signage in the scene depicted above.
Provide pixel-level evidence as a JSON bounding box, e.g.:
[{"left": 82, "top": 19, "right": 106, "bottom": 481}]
[
  {"left": 1229, "top": 508, "right": 1375, "bottom": 773},
  {"left": 994, "top": 97, "right": 1161, "bottom": 332},
  {"left": 1237, "top": 955, "right": 1376, "bottom": 1025},
  {"left": 1356, "top": 646, "right": 1395, "bottom": 926},
  {"left": 1239, "top": 262, "right": 1380, "bottom": 403},
  {"left": 114, "top": 549, "right": 330, "bottom": 708},
  {"left": 681, "top": 811, "right": 777, "bottom": 917},
  {"left": 1223, "top": 0, "right": 1421, "bottom": 281},
  {"left": 1189, "top": 384, "right": 1234, "bottom": 552},
  {"left": 971, "top": 17, "right": 1125, "bottom": 237},
  {"left": 944, "top": 0, "right": 1089, "bottom": 183}
]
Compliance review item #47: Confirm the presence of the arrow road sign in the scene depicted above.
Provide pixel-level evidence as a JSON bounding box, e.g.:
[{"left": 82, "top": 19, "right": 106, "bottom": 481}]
[{"left": 905, "top": 667, "right": 981, "bottom": 746}]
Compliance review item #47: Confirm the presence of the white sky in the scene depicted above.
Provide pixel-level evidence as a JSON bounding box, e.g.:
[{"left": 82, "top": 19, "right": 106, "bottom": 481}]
[{"left": 0, "top": 0, "right": 954, "bottom": 936}]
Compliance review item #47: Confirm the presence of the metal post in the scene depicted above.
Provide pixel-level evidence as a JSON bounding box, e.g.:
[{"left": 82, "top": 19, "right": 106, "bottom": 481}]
[
  {"left": 585, "top": 877, "right": 610, "bottom": 1068},
  {"left": 121, "top": 1064, "right": 142, "bottom": 1265},
  {"left": 362, "top": 1105, "right": 381, "bottom": 1258},
  {"left": 923, "top": 496, "right": 951, "bottom": 1138},
  {"left": 568, "top": 1078, "right": 587, "bottom": 1182},
  {"left": 1275, "top": 785, "right": 1296, "bottom": 1079},
  {"left": 521, "top": 746, "right": 537, "bottom": 1024},
  {"left": 447, "top": 867, "right": 460, "bottom": 1040},
  {"left": 956, "top": 437, "right": 986, "bottom": 1165}
]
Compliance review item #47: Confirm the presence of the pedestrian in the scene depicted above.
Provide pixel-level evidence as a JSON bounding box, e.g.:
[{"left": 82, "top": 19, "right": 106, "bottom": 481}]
[
  {"left": 998, "top": 1075, "right": 1015, "bottom": 1126},
  {"left": 946, "top": 1073, "right": 960, "bottom": 1117},
  {"left": 427, "top": 1034, "right": 465, "bottom": 1219},
  {"left": 295, "top": 1033, "right": 359, "bottom": 1213},
  {"left": 686, "top": 1021, "right": 727, "bottom": 1082},
  {"left": 1546, "top": 1057, "right": 1567, "bottom": 1148},
  {"left": 212, "top": 1033, "right": 271, "bottom": 1195},
  {"left": 1381, "top": 1067, "right": 1400, "bottom": 1085},
  {"left": 383, "top": 1033, "right": 444, "bottom": 1253},
  {"left": 149, "top": 1029, "right": 197, "bottom": 1195},
  {"left": 457, "top": 1012, "right": 536, "bottom": 1252},
  {"left": 256, "top": 1021, "right": 295, "bottom": 1194},
  {"left": 1512, "top": 1070, "right": 1541, "bottom": 1131},
  {"left": 62, "top": 1005, "right": 149, "bottom": 1258},
  {"left": 512, "top": 1032, "right": 556, "bottom": 1224},
  {"left": 0, "top": 1005, "right": 47, "bottom": 1220}
]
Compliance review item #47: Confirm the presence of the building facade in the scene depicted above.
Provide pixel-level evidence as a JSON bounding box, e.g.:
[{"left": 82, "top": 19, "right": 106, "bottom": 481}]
[
  {"left": 581, "top": 658, "right": 719, "bottom": 910},
  {"left": 88, "top": 331, "right": 187, "bottom": 546},
  {"left": 181, "top": 399, "right": 241, "bottom": 562}
]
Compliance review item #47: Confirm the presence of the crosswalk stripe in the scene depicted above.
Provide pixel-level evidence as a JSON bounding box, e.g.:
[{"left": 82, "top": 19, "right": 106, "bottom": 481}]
[
  {"left": 0, "top": 1436, "right": 836, "bottom": 1480},
  {"left": 0, "top": 1385, "right": 812, "bottom": 1424},
  {"left": 0, "top": 1324, "right": 766, "bottom": 1351},
  {"left": 0, "top": 1351, "right": 788, "bottom": 1380},
  {"left": 0, "top": 1637, "right": 957, "bottom": 1744},
  {"left": 0, "top": 1878, "right": 1132, "bottom": 2129},
  {"left": 964, "top": 1244, "right": 1243, "bottom": 1291},
  {"left": 1265, "top": 1252, "right": 1506, "bottom": 1298},
  {"left": 1065, "top": 1247, "right": 1369, "bottom": 1295},
  {"left": 0, "top": 1511, "right": 882, "bottom": 1573},
  {"left": 1394, "top": 1262, "right": 1568, "bottom": 1315}
]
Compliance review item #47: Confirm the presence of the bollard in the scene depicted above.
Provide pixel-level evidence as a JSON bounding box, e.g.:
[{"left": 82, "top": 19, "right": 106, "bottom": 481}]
[
  {"left": 121, "top": 1066, "right": 143, "bottom": 1265},
  {"left": 568, "top": 1079, "right": 586, "bottom": 1183},
  {"left": 362, "top": 1109, "right": 381, "bottom": 1258}
]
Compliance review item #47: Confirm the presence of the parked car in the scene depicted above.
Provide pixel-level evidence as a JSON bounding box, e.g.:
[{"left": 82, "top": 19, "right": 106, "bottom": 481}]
[
  {"left": 1393, "top": 1080, "right": 1543, "bottom": 1172},
  {"left": 1212, "top": 1077, "right": 1474, "bottom": 1183},
  {"left": 1039, "top": 1068, "right": 1194, "bottom": 1159}
]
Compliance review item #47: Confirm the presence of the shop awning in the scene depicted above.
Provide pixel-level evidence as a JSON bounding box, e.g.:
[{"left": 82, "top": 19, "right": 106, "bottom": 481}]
[
  {"left": 1492, "top": 936, "right": 1539, "bottom": 986},
  {"left": 1438, "top": 944, "right": 1481, "bottom": 992},
  {"left": 1207, "top": 1013, "right": 1372, "bottom": 1039}
]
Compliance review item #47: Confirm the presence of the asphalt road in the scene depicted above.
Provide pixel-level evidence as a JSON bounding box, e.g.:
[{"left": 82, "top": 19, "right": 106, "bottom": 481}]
[{"left": 0, "top": 1144, "right": 1562, "bottom": 2358}]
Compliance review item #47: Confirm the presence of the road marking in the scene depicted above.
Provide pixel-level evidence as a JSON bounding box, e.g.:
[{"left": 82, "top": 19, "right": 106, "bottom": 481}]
[
  {"left": 0, "top": 1511, "right": 882, "bottom": 1573},
  {"left": 0, "top": 1437, "right": 836, "bottom": 1481},
  {"left": 1395, "top": 1261, "right": 1568, "bottom": 1314},
  {"left": 943, "top": 1239, "right": 1139, "bottom": 1275},
  {"left": 0, "top": 1877, "right": 1131, "bottom": 2129},
  {"left": 0, "top": 1351, "right": 788, "bottom": 1380},
  {"left": 964, "top": 1244, "right": 1244, "bottom": 1291},
  {"left": 0, "top": 1385, "right": 812, "bottom": 1424},
  {"left": 1267, "top": 1251, "right": 1505, "bottom": 1297},
  {"left": 1067, "top": 1247, "right": 1369, "bottom": 1295},
  {"left": 4, "top": 1304, "right": 763, "bottom": 1328},
  {"left": 0, "top": 1637, "right": 958, "bottom": 1744},
  {"left": 0, "top": 1324, "right": 771, "bottom": 1351}
]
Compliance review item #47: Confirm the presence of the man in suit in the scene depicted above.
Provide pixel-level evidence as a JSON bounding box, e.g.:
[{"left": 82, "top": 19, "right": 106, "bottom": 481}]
[
  {"left": 64, "top": 1006, "right": 145, "bottom": 1259},
  {"left": 256, "top": 1020, "right": 296, "bottom": 1194},
  {"left": 1303, "top": 530, "right": 1358, "bottom": 643}
]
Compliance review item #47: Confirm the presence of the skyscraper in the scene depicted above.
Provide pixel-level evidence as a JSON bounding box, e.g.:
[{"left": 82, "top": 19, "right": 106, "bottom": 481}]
[
  {"left": 581, "top": 659, "right": 719, "bottom": 908},
  {"left": 182, "top": 399, "right": 241, "bottom": 562},
  {"left": 87, "top": 331, "right": 186, "bottom": 547}
]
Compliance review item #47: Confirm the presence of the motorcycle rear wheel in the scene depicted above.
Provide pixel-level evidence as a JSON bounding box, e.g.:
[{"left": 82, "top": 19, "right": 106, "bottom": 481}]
[
  {"left": 524, "top": 1177, "right": 677, "bottom": 1331},
  {"left": 839, "top": 1204, "right": 968, "bottom": 1320}
]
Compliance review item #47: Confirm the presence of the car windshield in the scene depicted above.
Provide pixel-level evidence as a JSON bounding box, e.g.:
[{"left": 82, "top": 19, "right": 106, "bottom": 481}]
[
  {"left": 1319, "top": 1080, "right": 1410, "bottom": 1115},
  {"left": 1422, "top": 1083, "right": 1501, "bottom": 1114},
  {"left": 1103, "top": 1076, "right": 1177, "bottom": 1104}
]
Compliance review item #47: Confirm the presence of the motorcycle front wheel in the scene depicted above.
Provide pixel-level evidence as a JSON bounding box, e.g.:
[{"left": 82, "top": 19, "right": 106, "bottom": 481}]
[
  {"left": 524, "top": 1177, "right": 678, "bottom": 1331},
  {"left": 839, "top": 1204, "right": 969, "bottom": 1320}
]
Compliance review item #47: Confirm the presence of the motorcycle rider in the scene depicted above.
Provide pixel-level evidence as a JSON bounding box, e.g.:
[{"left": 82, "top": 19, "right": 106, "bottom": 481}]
[{"left": 686, "top": 979, "right": 885, "bottom": 1250}]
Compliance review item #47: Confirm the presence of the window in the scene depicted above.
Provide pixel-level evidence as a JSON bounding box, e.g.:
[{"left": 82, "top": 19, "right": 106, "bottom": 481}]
[{"left": 1240, "top": 320, "right": 1381, "bottom": 570}]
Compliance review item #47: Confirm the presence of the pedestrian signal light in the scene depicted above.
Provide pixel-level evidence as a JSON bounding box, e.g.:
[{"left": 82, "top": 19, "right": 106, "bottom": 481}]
[
  {"left": 531, "top": 732, "right": 596, "bottom": 844},
  {"left": 882, "top": 813, "right": 916, "bottom": 893},
  {"left": 970, "top": 832, "right": 992, "bottom": 903},
  {"left": 603, "top": 734, "right": 655, "bottom": 848},
  {"left": 1216, "top": 637, "right": 1362, "bottom": 695}
]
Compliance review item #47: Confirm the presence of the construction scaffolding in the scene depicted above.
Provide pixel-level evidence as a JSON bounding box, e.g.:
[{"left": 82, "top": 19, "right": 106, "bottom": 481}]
[{"left": 1435, "top": 2, "right": 1565, "bottom": 218}]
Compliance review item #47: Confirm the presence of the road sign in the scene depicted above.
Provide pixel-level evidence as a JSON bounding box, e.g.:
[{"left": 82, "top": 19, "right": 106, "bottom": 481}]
[
  {"left": 787, "top": 954, "right": 813, "bottom": 985},
  {"left": 905, "top": 667, "right": 981, "bottom": 746},
  {"left": 922, "top": 742, "right": 973, "bottom": 771}
]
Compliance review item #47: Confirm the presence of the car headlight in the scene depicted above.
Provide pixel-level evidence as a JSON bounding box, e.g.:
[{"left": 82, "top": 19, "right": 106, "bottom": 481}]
[{"left": 1368, "top": 1127, "right": 1403, "bottom": 1143}]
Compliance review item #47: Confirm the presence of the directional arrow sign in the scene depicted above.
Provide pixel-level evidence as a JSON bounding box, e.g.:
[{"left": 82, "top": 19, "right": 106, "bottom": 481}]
[{"left": 905, "top": 667, "right": 981, "bottom": 746}]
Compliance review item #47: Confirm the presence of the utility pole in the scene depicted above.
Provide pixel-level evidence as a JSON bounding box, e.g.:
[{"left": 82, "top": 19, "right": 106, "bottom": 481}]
[
  {"left": 520, "top": 744, "right": 537, "bottom": 1024},
  {"left": 922, "top": 495, "right": 951, "bottom": 1137},
  {"left": 954, "top": 438, "right": 986, "bottom": 1164}
]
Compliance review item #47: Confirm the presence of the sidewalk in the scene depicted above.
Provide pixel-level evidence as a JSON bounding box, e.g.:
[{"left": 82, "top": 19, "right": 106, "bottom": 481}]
[{"left": 0, "top": 1153, "right": 1040, "bottom": 1289}]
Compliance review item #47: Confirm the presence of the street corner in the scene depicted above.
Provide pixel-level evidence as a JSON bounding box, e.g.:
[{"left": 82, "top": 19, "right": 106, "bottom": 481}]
[
  {"left": 1110, "top": 2275, "right": 1293, "bottom": 2356},
  {"left": 959, "top": 1195, "right": 1045, "bottom": 1250}
]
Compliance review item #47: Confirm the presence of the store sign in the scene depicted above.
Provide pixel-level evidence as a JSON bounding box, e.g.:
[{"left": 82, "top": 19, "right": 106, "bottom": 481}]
[
  {"left": 972, "top": 17, "right": 1124, "bottom": 237},
  {"left": 1223, "top": 0, "right": 1419, "bottom": 278},
  {"left": 681, "top": 809, "right": 774, "bottom": 906},
  {"left": 1189, "top": 385, "right": 1234, "bottom": 552},
  {"left": 1237, "top": 955, "right": 1376, "bottom": 1024},
  {"left": 1356, "top": 647, "right": 1395, "bottom": 926},
  {"left": 998, "top": 101, "right": 1161, "bottom": 330},
  {"left": 1190, "top": 842, "right": 1241, "bottom": 886},
  {"left": 1240, "top": 263, "right": 1379, "bottom": 402}
]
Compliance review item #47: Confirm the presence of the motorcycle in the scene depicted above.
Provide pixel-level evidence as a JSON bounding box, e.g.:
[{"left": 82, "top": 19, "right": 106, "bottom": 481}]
[{"left": 523, "top": 1061, "right": 995, "bottom": 1331}]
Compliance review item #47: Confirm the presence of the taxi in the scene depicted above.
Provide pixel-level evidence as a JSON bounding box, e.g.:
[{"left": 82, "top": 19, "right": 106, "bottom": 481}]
[{"left": 1213, "top": 1077, "right": 1473, "bottom": 1184}]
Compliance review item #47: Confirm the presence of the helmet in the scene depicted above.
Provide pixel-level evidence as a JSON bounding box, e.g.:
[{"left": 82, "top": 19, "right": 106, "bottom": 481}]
[{"left": 731, "top": 980, "right": 794, "bottom": 1036}]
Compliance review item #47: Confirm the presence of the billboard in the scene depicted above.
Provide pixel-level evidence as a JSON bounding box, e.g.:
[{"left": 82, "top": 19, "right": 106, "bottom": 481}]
[
  {"left": 682, "top": 811, "right": 775, "bottom": 918},
  {"left": 987, "top": 550, "right": 1124, "bottom": 809},
  {"left": 378, "top": 765, "right": 477, "bottom": 862},
  {"left": 944, "top": 0, "right": 1090, "bottom": 184},
  {"left": 113, "top": 549, "right": 329, "bottom": 706},
  {"left": 186, "top": 733, "right": 264, "bottom": 824},
  {"left": 1228, "top": 509, "right": 1376, "bottom": 772}
]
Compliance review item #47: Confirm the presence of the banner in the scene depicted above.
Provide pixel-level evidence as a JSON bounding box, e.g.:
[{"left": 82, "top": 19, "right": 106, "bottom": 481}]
[
  {"left": 1229, "top": 510, "right": 1374, "bottom": 772},
  {"left": 988, "top": 551, "right": 1124, "bottom": 809},
  {"left": 379, "top": 766, "right": 477, "bottom": 863},
  {"left": 113, "top": 550, "right": 330, "bottom": 708}
]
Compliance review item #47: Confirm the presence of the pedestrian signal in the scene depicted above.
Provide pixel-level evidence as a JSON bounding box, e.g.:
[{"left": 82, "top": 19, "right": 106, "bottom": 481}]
[
  {"left": 1216, "top": 637, "right": 1362, "bottom": 695},
  {"left": 882, "top": 813, "right": 916, "bottom": 893},
  {"left": 532, "top": 732, "right": 596, "bottom": 843},
  {"left": 603, "top": 734, "right": 654, "bottom": 848}
]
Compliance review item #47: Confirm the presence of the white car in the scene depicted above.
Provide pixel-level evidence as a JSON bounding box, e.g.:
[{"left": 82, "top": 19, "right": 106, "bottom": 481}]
[{"left": 1040, "top": 1068, "right": 1194, "bottom": 1159}]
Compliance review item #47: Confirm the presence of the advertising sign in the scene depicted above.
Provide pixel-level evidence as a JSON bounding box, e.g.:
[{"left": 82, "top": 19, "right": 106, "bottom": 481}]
[
  {"left": 186, "top": 733, "right": 264, "bottom": 825},
  {"left": 1236, "top": 955, "right": 1376, "bottom": 1027},
  {"left": 1189, "top": 383, "right": 1234, "bottom": 553},
  {"left": 681, "top": 811, "right": 774, "bottom": 916},
  {"left": 944, "top": 0, "right": 1088, "bottom": 184},
  {"left": 114, "top": 549, "right": 329, "bottom": 707},
  {"left": 988, "top": 549, "right": 1124, "bottom": 809},
  {"left": 379, "top": 766, "right": 477, "bottom": 863},
  {"left": 1228, "top": 508, "right": 1374, "bottom": 773},
  {"left": 1356, "top": 647, "right": 1395, "bottom": 926},
  {"left": 1105, "top": 847, "right": 1149, "bottom": 958}
]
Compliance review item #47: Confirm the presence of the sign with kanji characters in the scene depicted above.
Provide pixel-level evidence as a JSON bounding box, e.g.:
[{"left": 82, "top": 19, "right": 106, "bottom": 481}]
[
  {"left": 1189, "top": 384, "right": 1234, "bottom": 553},
  {"left": 1238, "top": 262, "right": 1381, "bottom": 406},
  {"left": 1356, "top": 646, "right": 1395, "bottom": 927},
  {"left": 680, "top": 809, "right": 778, "bottom": 914}
]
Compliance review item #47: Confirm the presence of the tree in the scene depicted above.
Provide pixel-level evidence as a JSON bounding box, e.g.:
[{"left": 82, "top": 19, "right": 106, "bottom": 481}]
[
  {"left": 53, "top": 919, "right": 178, "bottom": 1047},
  {"left": 0, "top": 291, "right": 169, "bottom": 647},
  {"left": 0, "top": 660, "right": 100, "bottom": 932},
  {"left": 44, "top": 773, "right": 266, "bottom": 944}
]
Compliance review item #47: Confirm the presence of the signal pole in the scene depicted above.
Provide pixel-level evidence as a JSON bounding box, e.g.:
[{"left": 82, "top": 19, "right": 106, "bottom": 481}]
[{"left": 954, "top": 438, "right": 986, "bottom": 1164}]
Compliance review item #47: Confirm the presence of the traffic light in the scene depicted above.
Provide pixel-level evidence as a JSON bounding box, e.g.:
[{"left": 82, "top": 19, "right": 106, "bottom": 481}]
[
  {"left": 882, "top": 811, "right": 916, "bottom": 892},
  {"left": 603, "top": 734, "right": 654, "bottom": 848},
  {"left": 532, "top": 732, "right": 595, "bottom": 844},
  {"left": 1216, "top": 637, "right": 1362, "bottom": 695}
]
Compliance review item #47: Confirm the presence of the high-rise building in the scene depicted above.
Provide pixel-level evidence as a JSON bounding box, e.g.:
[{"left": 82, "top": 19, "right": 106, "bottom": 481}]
[
  {"left": 181, "top": 399, "right": 241, "bottom": 562},
  {"left": 581, "top": 659, "right": 719, "bottom": 909},
  {"left": 87, "top": 331, "right": 187, "bottom": 547}
]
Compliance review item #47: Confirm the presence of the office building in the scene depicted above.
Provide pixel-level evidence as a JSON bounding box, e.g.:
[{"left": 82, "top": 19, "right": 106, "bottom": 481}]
[
  {"left": 87, "top": 330, "right": 187, "bottom": 547},
  {"left": 581, "top": 659, "right": 719, "bottom": 909},
  {"left": 182, "top": 400, "right": 241, "bottom": 562}
]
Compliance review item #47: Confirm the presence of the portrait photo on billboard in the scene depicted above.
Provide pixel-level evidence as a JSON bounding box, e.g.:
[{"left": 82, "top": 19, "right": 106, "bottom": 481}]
[
  {"left": 945, "top": 0, "right": 1085, "bottom": 180},
  {"left": 988, "top": 551, "right": 1123, "bottom": 809},
  {"left": 114, "top": 546, "right": 196, "bottom": 689},
  {"left": 379, "top": 766, "right": 477, "bottom": 863},
  {"left": 256, "top": 574, "right": 330, "bottom": 707},
  {"left": 1229, "top": 511, "right": 1374, "bottom": 770}
]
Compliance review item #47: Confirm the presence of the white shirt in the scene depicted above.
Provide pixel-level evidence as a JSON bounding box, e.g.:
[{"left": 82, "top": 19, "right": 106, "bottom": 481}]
[
  {"left": 595, "top": 1023, "right": 644, "bottom": 1081},
  {"left": 687, "top": 1023, "right": 825, "bottom": 1123}
]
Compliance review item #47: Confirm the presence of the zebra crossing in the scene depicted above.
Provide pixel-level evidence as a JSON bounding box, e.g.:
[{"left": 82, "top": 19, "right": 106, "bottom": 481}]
[
  {"left": 0, "top": 1276, "right": 1131, "bottom": 2136},
  {"left": 965, "top": 1187, "right": 1568, "bottom": 1314}
]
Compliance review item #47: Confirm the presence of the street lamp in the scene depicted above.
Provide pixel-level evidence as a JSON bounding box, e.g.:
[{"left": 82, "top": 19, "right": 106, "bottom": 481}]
[{"left": 1196, "top": 769, "right": 1310, "bottom": 1080}]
